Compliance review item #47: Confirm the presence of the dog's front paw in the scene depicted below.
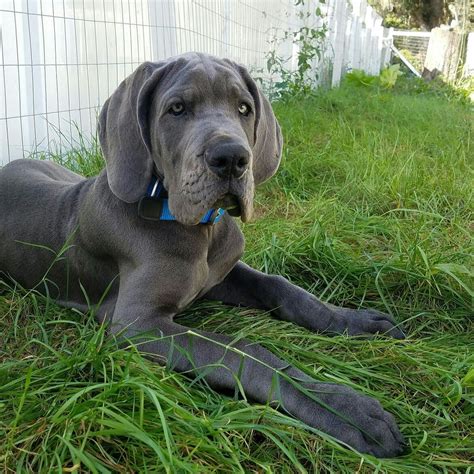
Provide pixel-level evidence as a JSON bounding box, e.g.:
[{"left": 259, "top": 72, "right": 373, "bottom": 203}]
[
  {"left": 323, "top": 385, "right": 406, "bottom": 457},
  {"left": 327, "top": 304, "right": 405, "bottom": 339},
  {"left": 348, "top": 308, "right": 405, "bottom": 339},
  {"left": 284, "top": 381, "right": 406, "bottom": 458}
]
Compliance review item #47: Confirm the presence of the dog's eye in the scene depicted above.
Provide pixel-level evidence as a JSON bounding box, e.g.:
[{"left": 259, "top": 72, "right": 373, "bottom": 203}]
[
  {"left": 169, "top": 103, "right": 185, "bottom": 116},
  {"left": 238, "top": 103, "right": 250, "bottom": 116}
]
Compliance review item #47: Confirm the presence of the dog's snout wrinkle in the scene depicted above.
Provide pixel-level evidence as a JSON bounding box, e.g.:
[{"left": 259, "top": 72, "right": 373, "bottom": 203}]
[{"left": 205, "top": 142, "right": 250, "bottom": 179}]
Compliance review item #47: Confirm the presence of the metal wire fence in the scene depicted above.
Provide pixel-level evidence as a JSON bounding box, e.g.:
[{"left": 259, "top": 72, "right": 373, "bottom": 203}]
[
  {"left": 392, "top": 30, "right": 431, "bottom": 74},
  {"left": 0, "top": 0, "right": 390, "bottom": 164}
]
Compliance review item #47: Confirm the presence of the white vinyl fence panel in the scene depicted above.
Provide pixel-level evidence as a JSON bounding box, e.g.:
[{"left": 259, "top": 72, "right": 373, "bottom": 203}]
[{"left": 0, "top": 0, "right": 391, "bottom": 164}]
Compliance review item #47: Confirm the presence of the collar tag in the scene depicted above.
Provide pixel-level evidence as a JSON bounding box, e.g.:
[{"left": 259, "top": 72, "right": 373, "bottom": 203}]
[{"left": 138, "top": 196, "right": 165, "bottom": 221}]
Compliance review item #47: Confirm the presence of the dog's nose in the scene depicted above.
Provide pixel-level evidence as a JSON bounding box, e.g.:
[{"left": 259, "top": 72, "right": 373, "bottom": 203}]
[{"left": 205, "top": 143, "right": 250, "bottom": 179}]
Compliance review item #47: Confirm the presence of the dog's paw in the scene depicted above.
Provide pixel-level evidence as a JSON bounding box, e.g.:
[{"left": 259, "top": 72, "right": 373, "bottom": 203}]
[
  {"left": 320, "top": 385, "right": 406, "bottom": 457},
  {"left": 326, "top": 304, "right": 405, "bottom": 339},
  {"left": 348, "top": 308, "right": 405, "bottom": 339},
  {"left": 285, "top": 381, "right": 406, "bottom": 458}
]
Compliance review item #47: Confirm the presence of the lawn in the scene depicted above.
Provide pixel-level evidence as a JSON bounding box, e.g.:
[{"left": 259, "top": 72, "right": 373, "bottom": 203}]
[{"left": 0, "top": 80, "right": 472, "bottom": 472}]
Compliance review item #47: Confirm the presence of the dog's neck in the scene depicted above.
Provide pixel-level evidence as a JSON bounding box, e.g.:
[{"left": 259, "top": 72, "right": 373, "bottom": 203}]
[{"left": 137, "top": 175, "right": 226, "bottom": 225}]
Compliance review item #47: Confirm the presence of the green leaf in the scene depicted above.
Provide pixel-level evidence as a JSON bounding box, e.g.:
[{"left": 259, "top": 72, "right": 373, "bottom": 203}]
[
  {"left": 345, "top": 69, "right": 377, "bottom": 87},
  {"left": 379, "top": 64, "right": 404, "bottom": 89},
  {"left": 463, "top": 367, "right": 474, "bottom": 387}
]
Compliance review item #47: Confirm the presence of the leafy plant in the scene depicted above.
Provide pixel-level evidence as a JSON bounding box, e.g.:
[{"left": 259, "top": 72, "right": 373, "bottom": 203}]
[
  {"left": 345, "top": 65, "right": 404, "bottom": 90},
  {"left": 345, "top": 69, "right": 378, "bottom": 87},
  {"left": 379, "top": 64, "right": 404, "bottom": 88}
]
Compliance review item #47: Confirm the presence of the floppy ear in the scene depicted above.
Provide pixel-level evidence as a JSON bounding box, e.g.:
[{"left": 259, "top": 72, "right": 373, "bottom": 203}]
[
  {"left": 235, "top": 65, "right": 283, "bottom": 185},
  {"left": 98, "top": 61, "right": 170, "bottom": 203}
]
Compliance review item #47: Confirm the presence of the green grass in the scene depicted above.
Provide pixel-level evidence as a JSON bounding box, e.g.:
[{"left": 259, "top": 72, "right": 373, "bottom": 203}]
[{"left": 1, "top": 82, "right": 473, "bottom": 472}]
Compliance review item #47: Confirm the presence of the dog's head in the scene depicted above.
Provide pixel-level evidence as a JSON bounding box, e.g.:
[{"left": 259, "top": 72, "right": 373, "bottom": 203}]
[{"left": 98, "top": 53, "right": 282, "bottom": 225}]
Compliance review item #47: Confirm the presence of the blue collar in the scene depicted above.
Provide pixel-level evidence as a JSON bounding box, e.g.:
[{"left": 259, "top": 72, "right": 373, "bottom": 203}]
[{"left": 138, "top": 176, "right": 225, "bottom": 224}]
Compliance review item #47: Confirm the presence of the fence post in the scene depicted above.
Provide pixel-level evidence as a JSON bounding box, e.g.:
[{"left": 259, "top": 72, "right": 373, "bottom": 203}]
[
  {"left": 359, "top": 0, "right": 368, "bottom": 70},
  {"left": 381, "top": 27, "right": 393, "bottom": 68},
  {"left": 371, "top": 10, "right": 383, "bottom": 73},
  {"left": 331, "top": 0, "right": 347, "bottom": 87},
  {"left": 423, "top": 27, "right": 467, "bottom": 82},
  {"left": 465, "top": 32, "right": 474, "bottom": 77},
  {"left": 344, "top": 1, "right": 354, "bottom": 72},
  {"left": 351, "top": 0, "right": 362, "bottom": 71}
]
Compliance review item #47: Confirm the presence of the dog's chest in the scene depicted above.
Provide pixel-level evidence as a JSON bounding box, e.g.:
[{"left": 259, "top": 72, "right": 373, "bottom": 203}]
[
  {"left": 201, "top": 216, "right": 245, "bottom": 295},
  {"left": 77, "top": 202, "right": 245, "bottom": 312},
  {"left": 182, "top": 216, "right": 244, "bottom": 297}
]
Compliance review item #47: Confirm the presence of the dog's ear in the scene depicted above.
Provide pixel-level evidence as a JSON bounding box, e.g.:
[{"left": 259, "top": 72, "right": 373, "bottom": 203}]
[
  {"left": 98, "top": 61, "right": 170, "bottom": 203},
  {"left": 235, "top": 65, "right": 283, "bottom": 185}
]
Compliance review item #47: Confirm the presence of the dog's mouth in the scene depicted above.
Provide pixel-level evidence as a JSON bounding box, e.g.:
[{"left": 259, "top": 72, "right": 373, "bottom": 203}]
[{"left": 213, "top": 193, "right": 242, "bottom": 217}]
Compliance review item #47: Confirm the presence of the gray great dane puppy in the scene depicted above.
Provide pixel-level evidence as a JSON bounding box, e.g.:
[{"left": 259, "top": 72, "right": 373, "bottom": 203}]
[{"left": 0, "top": 53, "right": 405, "bottom": 457}]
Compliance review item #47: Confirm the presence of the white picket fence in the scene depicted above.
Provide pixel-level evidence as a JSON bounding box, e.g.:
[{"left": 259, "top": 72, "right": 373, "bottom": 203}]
[
  {"left": 326, "top": 0, "right": 392, "bottom": 87},
  {"left": 0, "top": 0, "right": 391, "bottom": 164}
]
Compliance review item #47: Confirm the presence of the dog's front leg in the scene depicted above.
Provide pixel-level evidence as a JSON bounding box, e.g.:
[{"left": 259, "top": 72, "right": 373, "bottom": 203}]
[
  {"left": 204, "top": 261, "right": 404, "bottom": 338},
  {"left": 110, "top": 290, "right": 404, "bottom": 457}
]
